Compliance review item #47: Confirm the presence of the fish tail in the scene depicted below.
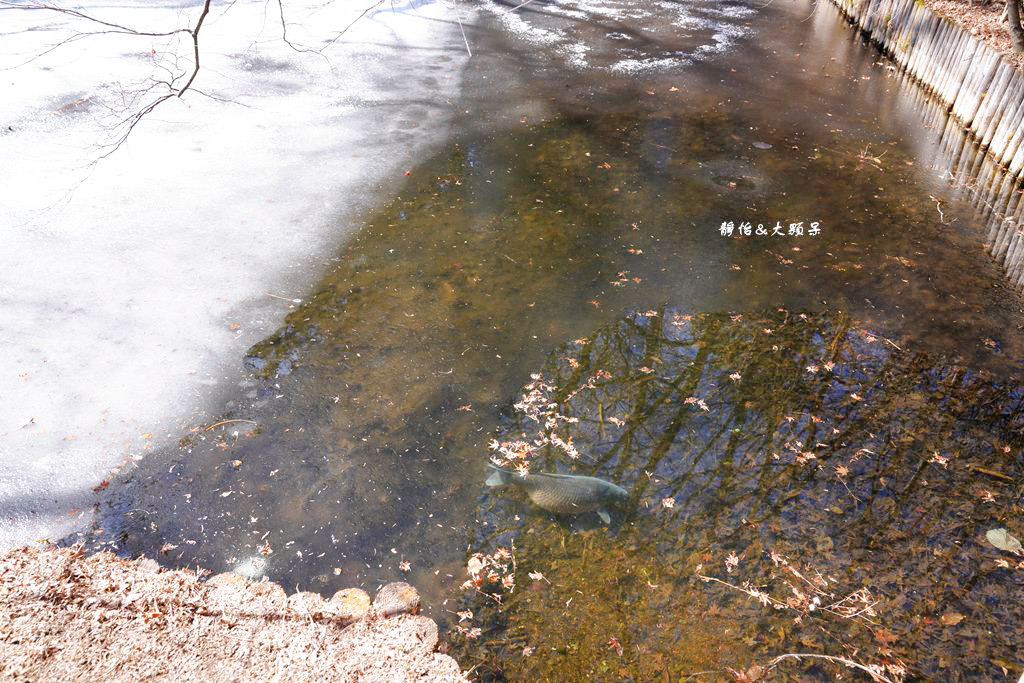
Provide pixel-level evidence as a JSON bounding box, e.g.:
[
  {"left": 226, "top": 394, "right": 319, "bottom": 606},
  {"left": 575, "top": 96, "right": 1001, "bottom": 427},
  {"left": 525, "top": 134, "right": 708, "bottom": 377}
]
[{"left": 485, "top": 464, "right": 511, "bottom": 487}]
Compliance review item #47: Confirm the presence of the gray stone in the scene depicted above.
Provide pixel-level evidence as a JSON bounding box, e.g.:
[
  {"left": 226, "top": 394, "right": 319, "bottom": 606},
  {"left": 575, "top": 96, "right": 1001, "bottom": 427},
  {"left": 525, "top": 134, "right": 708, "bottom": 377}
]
[
  {"left": 372, "top": 582, "right": 420, "bottom": 618},
  {"left": 400, "top": 615, "right": 439, "bottom": 651},
  {"left": 329, "top": 587, "right": 371, "bottom": 623}
]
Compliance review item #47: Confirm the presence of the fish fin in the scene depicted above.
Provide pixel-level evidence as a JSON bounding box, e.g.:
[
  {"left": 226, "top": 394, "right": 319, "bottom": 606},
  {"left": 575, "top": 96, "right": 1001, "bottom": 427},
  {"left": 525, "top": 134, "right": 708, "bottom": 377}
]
[
  {"left": 485, "top": 464, "right": 509, "bottom": 487},
  {"left": 597, "top": 509, "right": 611, "bottom": 524}
]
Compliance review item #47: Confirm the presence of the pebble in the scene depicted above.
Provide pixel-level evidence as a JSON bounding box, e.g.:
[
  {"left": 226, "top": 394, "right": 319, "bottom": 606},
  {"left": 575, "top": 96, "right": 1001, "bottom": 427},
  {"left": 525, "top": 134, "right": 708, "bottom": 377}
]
[
  {"left": 373, "top": 582, "right": 421, "bottom": 618},
  {"left": 330, "top": 588, "right": 372, "bottom": 622}
]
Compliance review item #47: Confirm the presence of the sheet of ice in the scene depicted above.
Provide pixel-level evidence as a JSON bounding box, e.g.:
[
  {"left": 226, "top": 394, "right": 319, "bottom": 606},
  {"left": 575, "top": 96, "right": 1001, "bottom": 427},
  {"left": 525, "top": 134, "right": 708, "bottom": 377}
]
[
  {"left": 0, "top": 0, "right": 472, "bottom": 547},
  {"left": 482, "top": 0, "right": 757, "bottom": 72}
]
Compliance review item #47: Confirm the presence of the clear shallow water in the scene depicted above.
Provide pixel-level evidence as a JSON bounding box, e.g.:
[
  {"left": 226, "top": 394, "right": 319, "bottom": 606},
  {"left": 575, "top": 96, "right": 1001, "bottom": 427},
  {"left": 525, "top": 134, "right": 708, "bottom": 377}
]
[
  {"left": 83, "top": 0, "right": 1024, "bottom": 679},
  {"left": 461, "top": 309, "right": 1024, "bottom": 680}
]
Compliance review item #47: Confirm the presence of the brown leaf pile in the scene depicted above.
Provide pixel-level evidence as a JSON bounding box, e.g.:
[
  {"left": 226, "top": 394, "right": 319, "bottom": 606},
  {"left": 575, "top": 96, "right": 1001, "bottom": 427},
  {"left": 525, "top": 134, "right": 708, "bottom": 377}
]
[
  {"left": 0, "top": 545, "right": 465, "bottom": 682},
  {"left": 922, "top": 0, "right": 1024, "bottom": 72}
]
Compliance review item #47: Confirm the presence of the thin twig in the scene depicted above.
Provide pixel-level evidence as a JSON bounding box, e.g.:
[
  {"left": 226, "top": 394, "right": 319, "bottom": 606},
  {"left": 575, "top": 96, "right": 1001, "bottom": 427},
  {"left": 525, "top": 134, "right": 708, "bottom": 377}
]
[
  {"left": 205, "top": 419, "right": 258, "bottom": 432},
  {"left": 899, "top": 457, "right": 928, "bottom": 495},
  {"left": 501, "top": 0, "right": 537, "bottom": 14},
  {"left": 968, "top": 464, "right": 1014, "bottom": 482},
  {"left": 882, "top": 337, "right": 902, "bottom": 351},
  {"left": 928, "top": 195, "right": 948, "bottom": 224},
  {"left": 266, "top": 293, "right": 303, "bottom": 303},
  {"left": 180, "top": 0, "right": 212, "bottom": 97},
  {"left": 453, "top": 0, "right": 472, "bottom": 57},
  {"left": 764, "top": 652, "right": 897, "bottom": 683},
  {"left": 321, "top": 0, "right": 386, "bottom": 50},
  {"left": 0, "top": 1, "right": 191, "bottom": 39}
]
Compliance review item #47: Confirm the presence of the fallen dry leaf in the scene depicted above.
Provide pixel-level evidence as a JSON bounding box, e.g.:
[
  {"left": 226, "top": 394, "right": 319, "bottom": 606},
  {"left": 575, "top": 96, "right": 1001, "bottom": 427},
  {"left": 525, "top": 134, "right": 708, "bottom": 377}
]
[{"left": 940, "top": 613, "right": 965, "bottom": 626}]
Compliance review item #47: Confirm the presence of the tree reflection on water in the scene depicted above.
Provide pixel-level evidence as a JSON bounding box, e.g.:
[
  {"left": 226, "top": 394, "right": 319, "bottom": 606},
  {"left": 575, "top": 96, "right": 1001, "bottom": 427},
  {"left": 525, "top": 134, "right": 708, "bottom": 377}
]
[{"left": 456, "top": 308, "right": 1024, "bottom": 682}]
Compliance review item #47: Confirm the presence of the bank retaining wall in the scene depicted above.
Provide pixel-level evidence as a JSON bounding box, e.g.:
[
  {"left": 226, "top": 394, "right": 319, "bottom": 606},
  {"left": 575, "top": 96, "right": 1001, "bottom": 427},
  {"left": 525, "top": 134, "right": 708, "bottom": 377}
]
[{"left": 830, "top": 0, "right": 1024, "bottom": 182}]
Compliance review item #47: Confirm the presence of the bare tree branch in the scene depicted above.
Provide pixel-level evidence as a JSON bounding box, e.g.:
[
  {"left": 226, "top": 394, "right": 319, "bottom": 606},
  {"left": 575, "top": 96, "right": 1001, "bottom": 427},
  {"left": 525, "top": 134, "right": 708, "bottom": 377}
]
[
  {"left": 0, "top": 1, "right": 191, "bottom": 38},
  {"left": 3, "top": 0, "right": 454, "bottom": 156},
  {"left": 3, "top": 0, "right": 215, "bottom": 156},
  {"left": 179, "top": 0, "right": 212, "bottom": 97},
  {"left": 321, "top": 0, "right": 386, "bottom": 51},
  {"left": 274, "top": 0, "right": 324, "bottom": 55},
  {"left": 0, "top": 1, "right": 191, "bottom": 71}
]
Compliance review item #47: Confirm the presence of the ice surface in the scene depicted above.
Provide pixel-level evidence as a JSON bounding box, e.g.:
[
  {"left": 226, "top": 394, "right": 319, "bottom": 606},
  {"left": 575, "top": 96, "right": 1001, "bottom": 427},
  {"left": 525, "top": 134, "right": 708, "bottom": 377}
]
[
  {"left": 481, "top": 0, "right": 756, "bottom": 72},
  {"left": 0, "top": 0, "right": 472, "bottom": 547}
]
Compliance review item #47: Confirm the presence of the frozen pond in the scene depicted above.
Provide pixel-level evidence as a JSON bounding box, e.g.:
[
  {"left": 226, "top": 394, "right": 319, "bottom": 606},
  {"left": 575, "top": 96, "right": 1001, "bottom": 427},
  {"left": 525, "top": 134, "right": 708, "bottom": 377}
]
[
  {"left": 0, "top": 0, "right": 471, "bottom": 546},
  {"left": 6, "top": 0, "right": 1024, "bottom": 679}
]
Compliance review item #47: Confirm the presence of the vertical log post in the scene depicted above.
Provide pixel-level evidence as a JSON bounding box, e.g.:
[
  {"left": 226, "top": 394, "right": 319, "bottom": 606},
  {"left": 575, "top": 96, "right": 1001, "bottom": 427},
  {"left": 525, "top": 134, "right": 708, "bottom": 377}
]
[{"left": 1008, "top": 0, "right": 1024, "bottom": 52}]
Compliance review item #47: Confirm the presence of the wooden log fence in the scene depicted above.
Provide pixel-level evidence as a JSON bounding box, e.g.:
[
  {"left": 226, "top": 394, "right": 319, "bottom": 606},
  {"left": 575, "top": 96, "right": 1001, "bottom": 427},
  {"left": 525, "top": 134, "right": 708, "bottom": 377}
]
[
  {"left": 883, "top": 62, "right": 1024, "bottom": 287},
  {"left": 828, "top": 0, "right": 1024, "bottom": 180}
]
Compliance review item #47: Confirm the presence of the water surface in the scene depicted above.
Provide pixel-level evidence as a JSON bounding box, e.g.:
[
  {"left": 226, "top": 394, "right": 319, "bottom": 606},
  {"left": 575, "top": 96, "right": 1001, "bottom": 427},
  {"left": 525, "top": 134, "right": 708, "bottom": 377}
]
[{"left": 88, "top": 0, "right": 1024, "bottom": 679}]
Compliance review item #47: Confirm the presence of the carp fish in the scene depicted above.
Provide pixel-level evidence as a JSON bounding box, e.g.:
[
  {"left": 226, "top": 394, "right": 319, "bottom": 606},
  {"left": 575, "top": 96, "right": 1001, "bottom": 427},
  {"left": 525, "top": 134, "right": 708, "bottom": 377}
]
[{"left": 485, "top": 464, "right": 628, "bottom": 523}]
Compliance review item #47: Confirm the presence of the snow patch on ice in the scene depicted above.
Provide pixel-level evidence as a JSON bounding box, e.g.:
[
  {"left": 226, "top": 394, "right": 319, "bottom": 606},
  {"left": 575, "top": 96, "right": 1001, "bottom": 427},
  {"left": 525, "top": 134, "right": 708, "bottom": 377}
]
[
  {"left": 482, "top": 0, "right": 756, "bottom": 72},
  {"left": 609, "top": 56, "right": 693, "bottom": 74}
]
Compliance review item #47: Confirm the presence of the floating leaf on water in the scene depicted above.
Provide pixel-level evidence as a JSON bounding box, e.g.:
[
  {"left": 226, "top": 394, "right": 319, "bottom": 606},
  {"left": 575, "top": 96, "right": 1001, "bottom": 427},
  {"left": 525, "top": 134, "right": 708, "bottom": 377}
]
[{"left": 986, "top": 528, "right": 1023, "bottom": 555}]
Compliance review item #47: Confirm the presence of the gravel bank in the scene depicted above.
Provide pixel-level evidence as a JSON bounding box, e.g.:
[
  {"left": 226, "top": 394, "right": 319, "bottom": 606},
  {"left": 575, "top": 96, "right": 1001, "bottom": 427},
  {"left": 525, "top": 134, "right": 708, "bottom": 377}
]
[{"left": 0, "top": 545, "right": 465, "bottom": 682}]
